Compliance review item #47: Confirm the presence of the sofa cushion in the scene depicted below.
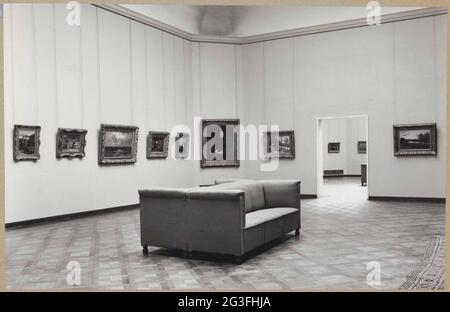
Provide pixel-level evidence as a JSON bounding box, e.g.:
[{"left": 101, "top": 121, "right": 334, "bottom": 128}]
[
  {"left": 205, "top": 181, "right": 265, "bottom": 213},
  {"left": 245, "top": 207, "right": 298, "bottom": 229}
]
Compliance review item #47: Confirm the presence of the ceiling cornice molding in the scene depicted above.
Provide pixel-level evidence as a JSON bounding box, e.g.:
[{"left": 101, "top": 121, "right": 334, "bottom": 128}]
[
  {"left": 94, "top": 4, "right": 193, "bottom": 41},
  {"left": 236, "top": 7, "right": 448, "bottom": 44},
  {"left": 95, "top": 5, "right": 448, "bottom": 45}
]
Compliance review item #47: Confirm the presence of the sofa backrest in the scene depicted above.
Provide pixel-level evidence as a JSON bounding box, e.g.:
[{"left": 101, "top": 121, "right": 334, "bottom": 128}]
[
  {"left": 215, "top": 179, "right": 301, "bottom": 210},
  {"left": 261, "top": 180, "right": 300, "bottom": 209},
  {"left": 206, "top": 181, "right": 265, "bottom": 213}
]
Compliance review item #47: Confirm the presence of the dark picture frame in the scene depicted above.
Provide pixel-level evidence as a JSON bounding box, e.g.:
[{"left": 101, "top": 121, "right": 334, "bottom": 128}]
[
  {"left": 147, "top": 131, "right": 169, "bottom": 159},
  {"left": 393, "top": 123, "right": 437, "bottom": 156},
  {"left": 98, "top": 124, "right": 139, "bottom": 165},
  {"left": 265, "top": 130, "right": 295, "bottom": 159},
  {"left": 175, "top": 132, "right": 189, "bottom": 160},
  {"left": 13, "top": 125, "right": 41, "bottom": 161},
  {"left": 201, "top": 119, "right": 240, "bottom": 168},
  {"left": 328, "top": 142, "right": 340, "bottom": 153},
  {"left": 56, "top": 128, "right": 87, "bottom": 159},
  {"left": 357, "top": 141, "right": 367, "bottom": 154}
]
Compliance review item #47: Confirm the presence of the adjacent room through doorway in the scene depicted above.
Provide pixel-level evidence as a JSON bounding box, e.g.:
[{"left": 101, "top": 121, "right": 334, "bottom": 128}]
[{"left": 317, "top": 116, "right": 368, "bottom": 201}]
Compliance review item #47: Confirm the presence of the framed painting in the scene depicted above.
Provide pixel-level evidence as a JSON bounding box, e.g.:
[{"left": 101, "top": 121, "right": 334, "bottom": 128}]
[
  {"left": 265, "top": 130, "right": 295, "bottom": 159},
  {"left": 393, "top": 123, "right": 437, "bottom": 156},
  {"left": 328, "top": 142, "right": 340, "bottom": 153},
  {"left": 175, "top": 132, "right": 189, "bottom": 160},
  {"left": 357, "top": 141, "right": 367, "bottom": 154},
  {"left": 147, "top": 131, "right": 169, "bottom": 159},
  {"left": 201, "top": 119, "right": 240, "bottom": 168},
  {"left": 99, "top": 124, "right": 139, "bottom": 165},
  {"left": 13, "top": 125, "right": 41, "bottom": 161},
  {"left": 56, "top": 128, "right": 87, "bottom": 159}
]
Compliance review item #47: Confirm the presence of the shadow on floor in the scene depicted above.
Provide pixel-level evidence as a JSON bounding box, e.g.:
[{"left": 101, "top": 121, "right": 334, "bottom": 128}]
[{"left": 145, "top": 233, "right": 300, "bottom": 264}]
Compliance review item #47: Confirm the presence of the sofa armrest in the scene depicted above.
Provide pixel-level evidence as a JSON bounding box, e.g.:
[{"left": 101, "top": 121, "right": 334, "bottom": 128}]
[
  {"left": 139, "top": 188, "right": 186, "bottom": 199},
  {"left": 139, "top": 188, "right": 187, "bottom": 250},
  {"left": 186, "top": 190, "right": 246, "bottom": 256},
  {"left": 261, "top": 180, "right": 301, "bottom": 209}
]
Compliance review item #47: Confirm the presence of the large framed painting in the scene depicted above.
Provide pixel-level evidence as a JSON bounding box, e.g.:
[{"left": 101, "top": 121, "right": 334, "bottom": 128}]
[
  {"left": 265, "top": 130, "right": 295, "bottom": 159},
  {"left": 328, "top": 142, "right": 340, "bottom": 153},
  {"left": 99, "top": 124, "right": 139, "bottom": 165},
  {"left": 13, "top": 125, "right": 41, "bottom": 161},
  {"left": 357, "top": 141, "right": 367, "bottom": 154},
  {"left": 201, "top": 119, "right": 240, "bottom": 168},
  {"left": 56, "top": 128, "right": 87, "bottom": 159},
  {"left": 393, "top": 123, "right": 437, "bottom": 156},
  {"left": 147, "top": 131, "right": 169, "bottom": 159},
  {"left": 175, "top": 132, "right": 189, "bottom": 159}
]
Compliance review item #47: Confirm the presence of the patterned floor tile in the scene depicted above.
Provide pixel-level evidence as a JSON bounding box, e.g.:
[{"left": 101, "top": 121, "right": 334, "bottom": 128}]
[{"left": 5, "top": 177, "right": 445, "bottom": 290}]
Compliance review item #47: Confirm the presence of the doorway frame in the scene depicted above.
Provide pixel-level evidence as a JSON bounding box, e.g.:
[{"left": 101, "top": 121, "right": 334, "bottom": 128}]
[{"left": 316, "top": 115, "right": 369, "bottom": 198}]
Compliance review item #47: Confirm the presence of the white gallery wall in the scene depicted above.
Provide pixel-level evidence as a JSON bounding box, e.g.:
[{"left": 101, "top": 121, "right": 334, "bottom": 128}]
[
  {"left": 4, "top": 4, "right": 447, "bottom": 223},
  {"left": 191, "top": 42, "right": 246, "bottom": 186},
  {"left": 345, "top": 118, "right": 368, "bottom": 175},
  {"left": 241, "top": 15, "right": 447, "bottom": 198},
  {"left": 322, "top": 118, "right": 367, "bottom": 175},
  {"left": 4, "top": 4, "right": 195, "bottom": 223}
]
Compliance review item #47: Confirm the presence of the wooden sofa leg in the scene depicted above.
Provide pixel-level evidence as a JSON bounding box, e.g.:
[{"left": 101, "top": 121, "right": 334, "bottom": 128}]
[
  {"left": 143, "top": 245, "right": 149, "bottom": 255},
  {"left": 295, "top": 229, "right": 300, "bottom": 237}
]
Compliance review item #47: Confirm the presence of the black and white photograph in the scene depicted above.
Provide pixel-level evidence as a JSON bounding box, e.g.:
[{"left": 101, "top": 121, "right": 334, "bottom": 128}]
[
  {"left": 393, "top": 124, "right": 437, "bottom": 156},
  {"left": 56, "top": 128, "right": 88, "bottom": 159},
  {"left": 98, "top": 124, "right": 139, "bottom": 164},
  {"left": 2, "top": 2, "right": 447, "bottom": 293},
  {"left": 265, "top": 131, "right": 295, "bottom": 159},
  {"left": 357, "top": 141, "right": 367, "bottom": 154},
  {"left": 13, "top": 125, "right": 41, "bottom": 161},
  {"left": 328, "top": 142, "right": 340, "bottom": 153},
  {"left": 147, "top": 131, "right": 169, "bottom": 159}
]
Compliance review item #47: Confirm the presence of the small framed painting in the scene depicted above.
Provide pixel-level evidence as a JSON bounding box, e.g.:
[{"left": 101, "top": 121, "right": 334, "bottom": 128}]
[
  {"left": 13, "top": 125, "right": 41, "bottom": 161},
  {"left": 99, "top": 124, "right": 139, "bottom": 165},
  {"left": 147, "top": 131, "right": 169, "bottom": 159},
  {"left": 56, "top": 128, "right": 87, "bottom": 159},
  {"left": 175, "top": 132, "right": 189, "bottom": 160},
  {"left": 357, "top": 141, "right": 367, "bottom": 154},
  {"left": 328, "top": 142, "right": 340, "bottom": 153},
  {"left": 393, "top": 123, "right": 437, "bottom": 156},
  {"left": 265, "top": 131, "right": 295, "bottom": 159}
]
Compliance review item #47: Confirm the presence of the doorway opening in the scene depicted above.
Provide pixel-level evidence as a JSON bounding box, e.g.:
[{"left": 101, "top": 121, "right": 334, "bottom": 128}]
[{"left": 316, "top": 115, "right": 368, "bottom": 200}]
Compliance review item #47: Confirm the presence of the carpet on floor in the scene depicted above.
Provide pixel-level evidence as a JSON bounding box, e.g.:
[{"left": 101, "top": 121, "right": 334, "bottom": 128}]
[{"left": 399, "top": 235, "right": 445, "bottom": 290}]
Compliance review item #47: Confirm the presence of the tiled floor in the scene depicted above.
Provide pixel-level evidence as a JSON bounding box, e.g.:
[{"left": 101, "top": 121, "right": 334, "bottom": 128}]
[{"left": 5, "top": 177, "right": 445, "bottom": 290}]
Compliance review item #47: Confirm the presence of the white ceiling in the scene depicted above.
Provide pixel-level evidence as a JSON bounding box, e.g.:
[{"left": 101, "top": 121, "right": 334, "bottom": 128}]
[{"left": 120, "top": 5, "right": 424, "bottom": 37}]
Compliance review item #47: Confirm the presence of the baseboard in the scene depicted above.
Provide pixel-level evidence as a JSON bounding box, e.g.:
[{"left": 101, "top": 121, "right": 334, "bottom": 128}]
[
  {"left": 323, "top": 174, "right": 361, "bottom": 178},
  {"left": 301, "top": 194, "right": 318, "bottom": 199},
  {"left": 368, "top": 196, "right": 445, "bottom": 203},
  {"left": 5, "top": 204, "right": 139, "bottom": 228}
]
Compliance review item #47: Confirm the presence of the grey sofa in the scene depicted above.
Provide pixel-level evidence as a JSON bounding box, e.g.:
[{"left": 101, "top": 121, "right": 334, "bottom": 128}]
[{"left": 139, "top": 179, "right": 301, "bottom": 263}]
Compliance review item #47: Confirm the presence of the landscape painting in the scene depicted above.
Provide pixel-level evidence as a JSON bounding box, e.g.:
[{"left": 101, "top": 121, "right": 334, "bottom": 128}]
[
  {"left": 393, "top": 123, "right": 437, "bottom": 156},
  {"left": 328, "top": 142, "right": 340, "bottom": 153},
  {"left": 13, "top": 125, "right": 41, "bottom": 161},
  {"left": 99, "top": 124, "right": 139, "bottom": 164},
  {"left": 265, "top": 131, "right": 295, "bottom": 159}
]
